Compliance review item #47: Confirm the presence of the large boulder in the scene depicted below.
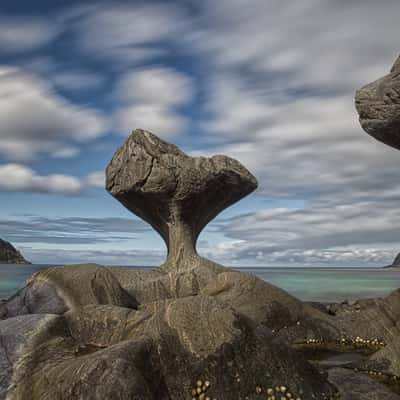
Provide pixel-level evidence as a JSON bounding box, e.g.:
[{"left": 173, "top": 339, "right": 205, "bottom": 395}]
[
  {"left": 356, "top": 55, "right": 400, "bottom": 149},
  {"left": 5, "top": 298, "right": 335, "bottom": 400},
  {"left": 0, "top": 264, "right": 137, "bottom": 319}
]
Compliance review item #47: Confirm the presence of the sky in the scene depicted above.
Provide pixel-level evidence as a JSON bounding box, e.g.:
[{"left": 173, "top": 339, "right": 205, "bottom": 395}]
[{"left": 0, "top": 0, "right": 400, "bottom": 267}]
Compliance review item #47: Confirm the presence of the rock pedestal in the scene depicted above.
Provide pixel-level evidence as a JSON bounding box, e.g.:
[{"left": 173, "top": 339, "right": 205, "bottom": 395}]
[
  {"left": 2, "top": 129, "right": 378, "bottom": 400},
  {"left": 106, "top": 129, "right": 257, "bottom": 269}
]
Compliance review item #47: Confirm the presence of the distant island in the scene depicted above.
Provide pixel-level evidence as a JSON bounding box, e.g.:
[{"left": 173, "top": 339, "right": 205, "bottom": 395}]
[
  {"left": 383, "top": 253, "right": 400, "bottom": 270},
  {"left": 0, "top": 239, "right": 30, "bottom": 264}
]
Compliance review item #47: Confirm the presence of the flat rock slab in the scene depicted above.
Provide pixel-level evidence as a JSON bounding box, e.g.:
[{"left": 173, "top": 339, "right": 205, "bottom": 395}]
[
  {"left": 328, "top": 368, "right": 400, "bottom": 400},
  {"left": 0, "top": 314, "right": 62, "bottom": 399}
]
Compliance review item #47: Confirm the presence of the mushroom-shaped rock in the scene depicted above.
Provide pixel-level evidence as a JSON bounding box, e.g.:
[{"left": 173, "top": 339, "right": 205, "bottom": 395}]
[
  {"left": 106, "top": 129, "right": 257, "bottom": 268},
  {"left": 356, "top": 55, "right": 400, "bottom": 149}
]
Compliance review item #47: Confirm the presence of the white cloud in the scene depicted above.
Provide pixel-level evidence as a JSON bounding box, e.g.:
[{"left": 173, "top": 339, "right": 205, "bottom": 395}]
[
  {"left": 86, "top": 171, "right": 105, "bottom": 188},
  {"left": 115, "top": 104, "right": 187, "bottom": 138},
  {"left": 0, "top": 66, "right": 108, "bottom": 160},
  {"left": 114, "top": 68, "right": 194, "bottom": 137},
  {"left": 0, "top": 164, "right": 83, "bottom": 193},
  {"left": 50, "top": 146, "right": 80, "bottom": 159},
  {"left": 71, "top": 3, "right": 186, "bottom": 63},
  {"left": 189, "top": 0, "right": 399, "bottom": 91},
  {"left": 0, "top": 16, "right": 60, "bottom": 52},
  {"left": 116, "top": 68, "right": 193, "bottom": 107},
  {"left": 0, "top": 164, "right": 110, "bottom": 193}
]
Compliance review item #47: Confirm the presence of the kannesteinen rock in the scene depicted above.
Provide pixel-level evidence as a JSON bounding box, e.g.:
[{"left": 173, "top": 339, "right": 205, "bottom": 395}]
[
  {"left": 0, "top": 239, "right": 29, "bottom": 264},
  {"left": 106, "top": 129, "right": 257, "bottom": 271},
  {"left": 1, "top": 129, "right": 400, "bottom": 399},
  {"left": 356, "top": 55, "right": 400, "bottom": 149}
]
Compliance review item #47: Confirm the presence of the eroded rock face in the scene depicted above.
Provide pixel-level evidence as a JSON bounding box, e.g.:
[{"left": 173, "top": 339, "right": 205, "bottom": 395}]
[
  {"left": 5, "top": 129, "right": 390, "bottom": 399},
  {"left": 106, "top": 129, "right": 257, "bottom": 267},
  {"left": 356, "top": 55, "right": 400, "bottom": 149},
  {"left": 0, "top": 264, "right": 137, "bottom": 319},
  {"left": 0, "top": 239, "right": 29, "bottom": 264}
]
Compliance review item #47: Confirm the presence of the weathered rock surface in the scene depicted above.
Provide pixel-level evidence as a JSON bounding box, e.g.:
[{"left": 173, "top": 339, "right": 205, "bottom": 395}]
[
  {"left": 1, "top": 130, "right": 399, "bottom": 399},
  {"left": 356, "top": 55, "right": 400, "bottom": 149},
  {"left": 0, "top": 238, "right": 29, "bottom": 264},
  {"left": 0, "top": 263, "right": 137, "bottom": 319},
  {"left": 106, "top": 129, "right": 257, "bottom": 270},
  {"left": 328, "top": 368, "right": 400, "bottom": 400},
  {"left": 0, "top": 314, "right": 61, "bottom": 399},
  {"left": 352, "top": 55, "right": 400, "bottom": 396}
]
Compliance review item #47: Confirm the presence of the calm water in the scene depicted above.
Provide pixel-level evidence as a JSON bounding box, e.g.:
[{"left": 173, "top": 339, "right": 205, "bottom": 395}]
[{"left": 0, "top": 264, "right": 399, "bottom": 302}]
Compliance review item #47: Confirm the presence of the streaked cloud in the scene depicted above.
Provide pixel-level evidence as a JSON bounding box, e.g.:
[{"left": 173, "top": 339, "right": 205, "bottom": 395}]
[
  {"left": 0, "top": 164, "right": 83, "bottom": 193},
  {"left": 114, "top": 67, "right": 194, "bottom": 136},
  {"left": 70, "top": 3, "right": 187, "bottom": 63},
  {"left": 21, "top": 247, "right": 164, "bottom": 266},
  {"left": 50, "top": 69, "right": 106, "bottom": 92},
  {"left": 0, "top": 66, "right": 108, "bottom": 160},
  {"left": 0, "top": 216, "right": 151, "bottom": 245},
  {"left": 0, "top": 15, "right": 61, "bottom": 53},
  {"left": 1, "top": 1, "right": 400, "bottom": 267},
  {"left": 0, "top": 164, "right": 106, "bottom": 194}
]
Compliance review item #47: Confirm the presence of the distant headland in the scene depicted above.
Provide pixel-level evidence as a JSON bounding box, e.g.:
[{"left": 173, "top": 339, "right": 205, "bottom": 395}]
[
  {"left": 383, "top": 253, "right": 400, "bottom": 270},
  {"left": 0, "top": 239, "right": 30, "bottom": 264}
]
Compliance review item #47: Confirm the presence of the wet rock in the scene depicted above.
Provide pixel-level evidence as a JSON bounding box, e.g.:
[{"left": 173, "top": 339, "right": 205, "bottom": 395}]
[{"left": 328, "top": 367, "right": 400, "bottom": 399}]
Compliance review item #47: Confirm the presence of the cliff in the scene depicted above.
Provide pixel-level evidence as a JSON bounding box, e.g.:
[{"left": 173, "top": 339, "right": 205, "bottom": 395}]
[
  {"left": 0, "top": 239, "right": 30, "bottom": 264},
  {"left": 382, "top": 253, "right": 400, "bottom": 269}
]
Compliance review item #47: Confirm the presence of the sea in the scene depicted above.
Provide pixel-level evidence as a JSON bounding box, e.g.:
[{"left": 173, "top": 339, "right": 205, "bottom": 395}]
[{"left": 1, "top": 264, "right": 399, "bottom": 303}]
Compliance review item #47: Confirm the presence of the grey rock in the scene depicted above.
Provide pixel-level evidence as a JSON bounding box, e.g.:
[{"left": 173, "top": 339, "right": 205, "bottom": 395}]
[
  {"left": 0, "top": 238, "right": 29, "bottom": 264},
  {"left": 1, "top": 264, "right": 137, "bottom": 318},
  {"left": 106, "top": 129, "right": 257, "bottom": 270},
  {"left": 393, "top": 253, "right": 400, "bottom": 266},
  {"left": 0, "top": 314, "right": 62, "bottom": 399},
  {"left": 328, "top": 368, "right": 400, "bottom": 400},
  {"left": 7, "top": 299, "right": 335, "bottom": 400},
  {"left": 8, "top": 130, "right": 398, "bottom": 399},
  {"left": 383, "top": 252, "right": 400, "bottom": 269},
  {"left": 356, "top": 55, "right": 400, "bottom": 149}
]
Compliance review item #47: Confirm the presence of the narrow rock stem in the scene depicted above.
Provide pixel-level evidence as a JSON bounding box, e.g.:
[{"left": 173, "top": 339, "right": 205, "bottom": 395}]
[{"left": 165, "top": 221, "right": 198, "bottom": 265}]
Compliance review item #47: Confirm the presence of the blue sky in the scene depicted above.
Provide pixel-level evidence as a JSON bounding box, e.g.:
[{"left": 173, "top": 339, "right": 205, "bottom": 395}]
[{"left": 1, "top": 0, "right": 400, "bottom": 267}]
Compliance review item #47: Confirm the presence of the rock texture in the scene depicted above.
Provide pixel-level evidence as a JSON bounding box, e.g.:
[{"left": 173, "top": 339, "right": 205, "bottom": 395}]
[
  {"left": 1, "top": 129, "right": 399, "bottom": 399},
  {"left": 356, "top": 55, "right": 400, "bottom": 149},
  {"left": 351, "top": 54, "right": 400, "bottom": 396},
  {"left": 106, "top": 129, "right": 257, "bottom": 270},
  {"left": 328, "top": 368, "right": 400, "bottom": 400},
  {"left": 0, "top": 239, "right": 29, "bottom": 264}
]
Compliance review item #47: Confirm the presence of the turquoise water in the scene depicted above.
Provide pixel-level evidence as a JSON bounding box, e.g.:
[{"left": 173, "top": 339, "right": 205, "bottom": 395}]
[{"left": 0, "top": 264, "right": 399, "bottom": 302}]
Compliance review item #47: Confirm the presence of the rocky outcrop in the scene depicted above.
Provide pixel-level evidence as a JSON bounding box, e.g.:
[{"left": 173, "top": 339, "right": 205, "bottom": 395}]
[
  {"left": 0, "top": 130, "right": 341, "bottom": 400},
  {"left": 356, "top": 55, "right": 400, "bottom": 149},
  {"left": 353, "top": 53, "right": 400, "bottom": 395},
  {"left": 383, "top": 253, "right": 400, "bottom": 269},
  {"left": 1, "top": 129, "right": 399, "bottom": 399},
  {"left": 106, "top": 130, "right": 257, "bottom": 271},
  {"left": 0, "top": 239, "right": 29, "bottom": 264}
]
